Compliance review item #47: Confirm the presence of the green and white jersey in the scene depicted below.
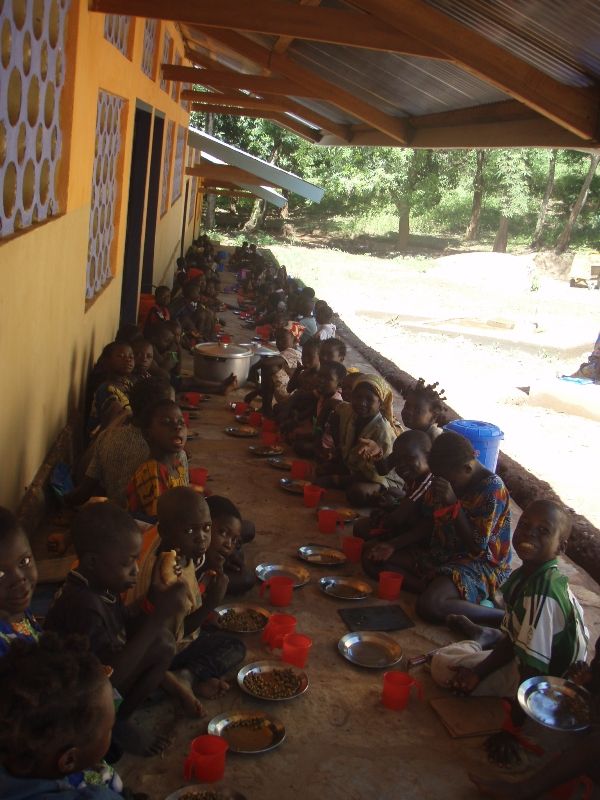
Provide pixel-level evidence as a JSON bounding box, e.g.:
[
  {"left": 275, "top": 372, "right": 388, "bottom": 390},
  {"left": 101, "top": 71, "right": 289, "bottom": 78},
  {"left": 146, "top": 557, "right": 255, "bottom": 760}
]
[{"left": 501, "top": 559, "right": 588, "bottom": 676}]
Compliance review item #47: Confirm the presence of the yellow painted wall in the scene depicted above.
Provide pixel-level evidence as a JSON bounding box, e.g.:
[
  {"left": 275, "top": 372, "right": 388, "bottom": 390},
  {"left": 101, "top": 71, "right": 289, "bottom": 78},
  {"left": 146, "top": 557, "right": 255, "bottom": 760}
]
[{"left": 0, "top": 1, "right": 197, "bottom": 510}]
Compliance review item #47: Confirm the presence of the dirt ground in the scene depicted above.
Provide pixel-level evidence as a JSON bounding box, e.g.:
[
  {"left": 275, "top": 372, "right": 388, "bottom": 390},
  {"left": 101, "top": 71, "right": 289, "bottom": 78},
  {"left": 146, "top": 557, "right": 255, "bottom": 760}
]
[
  {"left": 113, "top": 267, "right": 600, "bottom": 800},
  {"left": 269, "top": 245, "right": 600, "bottom": 530}
]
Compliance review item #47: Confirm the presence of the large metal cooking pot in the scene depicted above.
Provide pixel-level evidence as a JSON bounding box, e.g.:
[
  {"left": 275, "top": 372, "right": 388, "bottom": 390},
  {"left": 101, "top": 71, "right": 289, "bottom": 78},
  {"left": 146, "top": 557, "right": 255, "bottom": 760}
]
[
  {"left": 193, "top": 342, "right": 252, "bottom": 385},
  {"left": 239, "top": 342, "right": 279, "bottom": 368}
]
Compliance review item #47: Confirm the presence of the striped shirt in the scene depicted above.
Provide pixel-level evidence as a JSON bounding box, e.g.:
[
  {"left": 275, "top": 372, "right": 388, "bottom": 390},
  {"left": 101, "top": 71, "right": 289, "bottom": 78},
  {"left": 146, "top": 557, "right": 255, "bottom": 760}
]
[{"left": 501, "top": 559, "right": 588, "bottom": 676}]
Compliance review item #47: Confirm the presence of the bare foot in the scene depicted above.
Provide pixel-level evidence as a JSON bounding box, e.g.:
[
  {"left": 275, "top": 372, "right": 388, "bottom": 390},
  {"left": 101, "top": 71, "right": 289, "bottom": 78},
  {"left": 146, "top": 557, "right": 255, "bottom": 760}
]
[
  {"left": 196, "top": 677, "right": 230, "bottom": 699},
  {"left": 446, "top": 614, "right": 502, "bottom": 648},
  {"left": 173, "top": 682, "right": 205, "bottom": 717},
  {"left": 113, "top": 719, "right": 171, "bottom": 757},
  {"left": 469, "top": 772, "right": 531, "bottom": 799}
]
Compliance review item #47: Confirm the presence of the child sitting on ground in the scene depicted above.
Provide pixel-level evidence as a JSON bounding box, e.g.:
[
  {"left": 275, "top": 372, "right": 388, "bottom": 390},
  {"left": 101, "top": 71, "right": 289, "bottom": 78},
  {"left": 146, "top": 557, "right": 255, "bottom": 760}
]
[
  {"left": 44, "top": 503, "right": 191, "bottom": 755},
  {"left": 244, "top": 328, "right": 302, "bottom": 415},
  {"left": 88, "top": 343, "right": 135, "bottom": 436},
  {"left": 127, "top": 399, "right": 189, "bottom": 518},
  {"left": 128, "top": 488, "right": 246, "bottom": 700},
  {"left": 0, "top": 634, "right": 123, "bottom": 799},
  {"left": 286, "top": 339, "right": 321, "bottom": 395},
  {"left": 356, "top": 430, "right": 432, "bottom": 545},
  {"left": 146, "top": 322, "right": 179, "bottom": 381},
  {"left": 434, "top": 500, "right": 588, "bottom": 770},
  {"left": 319, "top": 337, "right": 346, "bottom": 365},
  {"left": 131, "top": 339, "right": 154, "bottom": 381},
  {"left": 206, "top": 495, "right": 255, "bottom": 597},
  {"left": 401, "top": 378, "right": 446, "bottom": 440},
  {"left": 316, "top": 375, "right": 402, "bottom": 506},
  {"left": 296, "top": 296, "right": 317, "bottom": 345},
  {"left": 294, "top": 360, "right": 347, "bottom": 460},
  {"left": 0, "top": 508, "right": 40, "bottom": 655},
  {"left": 143, "top": 285, "right": 171, "bottom": 336},
  {"left": 313, "top": 303, "right": 336, "bottom": 341},
  {"left": 367, "top": 431, "right": 511, "bottom": 625},
  {"left": 278, "top": 340, "right": 322, "bottom": 436}
]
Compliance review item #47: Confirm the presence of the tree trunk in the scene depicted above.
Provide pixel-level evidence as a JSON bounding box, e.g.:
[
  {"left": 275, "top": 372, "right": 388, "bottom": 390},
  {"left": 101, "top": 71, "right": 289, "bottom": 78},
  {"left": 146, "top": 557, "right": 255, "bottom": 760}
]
[
  {"left": 493, "top": 214, "right": 509, "bottom": 252},
  {"left": 397, "top": 199, "right": 410, "bottom": 250},
  {"left": 204, "top": 113, "right": 216, "bottom": 230},
  {"left": 531, "top": 149, "right": 557, "bottom": 249},
  {"left": 465, "top": 150, "right": 486, "bottom": 241},
  {"left": 242, "top": 199, "right": 267, "bottom": 234},
  {"left": 280, "top": 200, "right": 293, "bottom": 239},
  {"left": 555, "top": 153, "right": 600, "bottom": 254}
]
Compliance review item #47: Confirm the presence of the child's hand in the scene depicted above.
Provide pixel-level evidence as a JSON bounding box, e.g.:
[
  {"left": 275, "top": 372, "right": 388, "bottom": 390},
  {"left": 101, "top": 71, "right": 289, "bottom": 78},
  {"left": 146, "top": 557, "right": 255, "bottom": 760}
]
[
  {"left": 448, "top": 666, "right": 480, "bottom": 695},
  {"left": 567, "top": 660, "right": 592, "bottom": 686},
  {"left": 484, "top": 731, "right": 522, "bottom": 767},
  {"left": 153, "top": 583, "right": 190, "bottom": 622},
  {"left": 368, "top": 542, "right": 395, "bottom": 562},
  {"left": 356, "top": 438, "right": 383, "bottom": 461},
  {"left": 204, "top": 571, "right": 229, "bottom": 609},
  {"left": 430, "top": 477, "right": 457, "bottom": 506},
  {"left": 47, "top": 531, "right": 70, "bottom": 555}
]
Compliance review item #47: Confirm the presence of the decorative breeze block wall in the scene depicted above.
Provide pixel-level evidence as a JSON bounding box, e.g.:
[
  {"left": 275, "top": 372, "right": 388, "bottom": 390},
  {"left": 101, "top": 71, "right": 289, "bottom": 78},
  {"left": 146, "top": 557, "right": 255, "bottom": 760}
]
[
  {"left": 160, "top": 31, "right": 172, "bottom": 92},
  {"left": 171, "top": 125, "right": 185, "bottom": 204},
  {"left": 160, "top": 119, "right": 174, "bottom": 216},
  {"left": 103, "top": 14, "right": 130, "bottom": 57},
  {"left": 170, "top": 52, "right": 181, "bottom": 100},
  {"left": 85, "top": 90, "right": 124, "bottom": 301},
  {"left": 1, "top": 0, "right": 70, "bottom": 238},
  {"left": 141, "top": 18, "right": 157, "bottom": 79}
]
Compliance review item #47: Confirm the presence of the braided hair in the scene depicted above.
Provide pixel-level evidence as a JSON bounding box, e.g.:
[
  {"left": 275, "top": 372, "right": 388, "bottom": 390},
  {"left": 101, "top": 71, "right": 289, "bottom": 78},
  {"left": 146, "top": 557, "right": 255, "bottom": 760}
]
[{"left": 402, "top": 378, "right": 447, "bottom": 416}]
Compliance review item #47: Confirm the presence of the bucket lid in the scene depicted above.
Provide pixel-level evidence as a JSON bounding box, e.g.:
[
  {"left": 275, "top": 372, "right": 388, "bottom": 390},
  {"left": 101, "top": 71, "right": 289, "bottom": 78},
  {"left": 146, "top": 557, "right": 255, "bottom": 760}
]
[
  {"left": 444, "top": 419, "right": 504, "bottom": 440},
  {"left": 193, "top": 342, "right": 251, "bottom": 359}
]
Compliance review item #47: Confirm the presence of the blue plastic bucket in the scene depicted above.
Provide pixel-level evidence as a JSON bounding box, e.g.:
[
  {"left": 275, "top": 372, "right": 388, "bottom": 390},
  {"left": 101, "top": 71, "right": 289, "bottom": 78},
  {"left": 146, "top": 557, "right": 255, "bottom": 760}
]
[
  {"left": 443, "top": 420, "right": 504, "bottom": 472},
  {"left": 217, "top": 250, "right": 228, "bottom": 262}
]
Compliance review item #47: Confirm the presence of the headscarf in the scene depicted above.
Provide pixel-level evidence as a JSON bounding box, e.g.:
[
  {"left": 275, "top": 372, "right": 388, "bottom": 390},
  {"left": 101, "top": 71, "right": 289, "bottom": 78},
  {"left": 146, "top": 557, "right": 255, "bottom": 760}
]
[{"left": 353, "top": 375, "right": 399, "bottom": 433}]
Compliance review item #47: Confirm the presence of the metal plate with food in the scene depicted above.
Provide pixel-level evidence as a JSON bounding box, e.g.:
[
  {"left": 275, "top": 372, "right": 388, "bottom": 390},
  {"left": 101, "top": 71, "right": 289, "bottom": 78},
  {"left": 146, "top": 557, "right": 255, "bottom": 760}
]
[
  {"left": 165, "top": 787, "right": 246, "bottom": 800},
  {"left": 207, "top": 710, "right": 285, "bottom": 754},
  {"left": 517, "top": 676, "right": 591, "bottom": 732},
  {"left": 248, "top": 445, "right": 284, "bottom": 457},
  {"left": 278, "top": 477, "right": 310, "bottom": 494},
  {"left": 319, "top": 576, "right": 373, "bottom": 600},
  {"left": 255, "top": 562, "right": 310, "bottom": 587},
  {"left": 297, "top": 544, "right": 347, "bottom": 566},
  {"left": 267, "top": 457, "right": 292, "bottom": 471},
  {"left": 213, "top": 604, "right": 271, "bottom": 634},
  {"left": 237, "top": 660, "right": 309, "bottom": 701},
  {"left": 317, "top": 506, "right": 362, "bottom": 524},
  {"left": 235, "top": 414, "right": 250, "bottom": 424},
  {"left": 224, "top": 426, "right": 259, "bottom": 438},
  {"left": 338, "top": 631, "right": 403, "bottom": 669}
]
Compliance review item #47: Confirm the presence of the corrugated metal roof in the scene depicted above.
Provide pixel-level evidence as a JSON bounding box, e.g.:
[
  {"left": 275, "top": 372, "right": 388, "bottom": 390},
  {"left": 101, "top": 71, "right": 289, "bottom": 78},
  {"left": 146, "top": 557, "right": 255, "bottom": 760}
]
[
  {"left": 288, "top": 41, "right": 508, "bottom": 117},
  {"left": 425, "top": 0, "right": 600, "bottom": 86}
]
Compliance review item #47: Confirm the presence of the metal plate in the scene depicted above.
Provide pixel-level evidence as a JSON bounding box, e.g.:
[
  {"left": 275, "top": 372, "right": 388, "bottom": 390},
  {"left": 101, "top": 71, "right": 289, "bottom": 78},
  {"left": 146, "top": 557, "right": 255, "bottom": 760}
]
[
  {"left": 208, "top": 710, "right": 285, "bottom": 754},
  {"left": 165, "top": 788, "right": 246, "bottom": 800},
  {"left": 224, "top": 426, "right": 259, "bottom": 438},
  {"left": 319, "top": 576, "right": 373, "bottom": 600},
  {"left": 297, "top": 544, "right": 347, "bottom": 566},
  {"left": 279, "top": 477, "right": 310, "bottom": 494},
  {"left": 213, "top": 604, "right": 271, "bottom": 634},
  {"left": 237, "top": 660, "right": 309, "bottom": 701},
  {"left": 267, "top": 457, "right": 292, "bottom": 471},
  {"left": 249, "top": 445, "right": 284, "bottom": 457},
  {"left": 338, "top": 631, "right": 403, "bottom": 669},
  {"left": 518, "top": 676, "right": 591, "bottom": 732},
  {"left": 255, "top": 562, "right": 310, "bottom": 588},
  {"left": 318, "top": 505, "right": 361, "bottom": 524},
  {"left": 235, "top": 414, "right": 250, "bottom": 424}
]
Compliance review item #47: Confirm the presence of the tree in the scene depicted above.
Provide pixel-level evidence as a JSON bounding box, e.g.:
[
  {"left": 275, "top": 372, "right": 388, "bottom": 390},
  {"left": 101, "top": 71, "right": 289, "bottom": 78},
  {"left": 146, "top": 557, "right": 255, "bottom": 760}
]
[
  {"left": 531, "top": 150, "right": 557, "bottom": 249},
  {"left": 554, "top": 153, "right": 600, "bottom": 254},
  {"left": 203, "top": 113, "right": 216, "bottom": 229},
  {"left": 465, "top": 150, "right": 487, "bottom": 241},
  {"left": 486, "top": 150, "right": 531, "bottom": 253}
]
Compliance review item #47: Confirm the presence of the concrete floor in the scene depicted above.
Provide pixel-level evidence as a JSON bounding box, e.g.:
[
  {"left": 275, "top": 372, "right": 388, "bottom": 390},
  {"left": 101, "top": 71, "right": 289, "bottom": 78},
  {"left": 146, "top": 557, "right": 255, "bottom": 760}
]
[{"left": 117, "top": 270, "right": 600, "bottom": 800}]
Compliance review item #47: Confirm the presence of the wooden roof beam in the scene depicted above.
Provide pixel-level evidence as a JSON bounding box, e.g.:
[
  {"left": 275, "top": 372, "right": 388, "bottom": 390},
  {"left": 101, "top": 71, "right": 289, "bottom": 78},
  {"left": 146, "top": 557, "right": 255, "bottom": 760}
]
[
  {"left": 187, "top": 164, "right": 285, "bottom": 187},
  {"left": 187, "top": 94, "right": 286, "bottom": 112},
  {"left": 197, "top": 189, "right": 259, "bottom": 198},
  {"left": 273, "top": 0, "right": 323, "bottom": 55},
  {"left": 189, "top": 105, "right": 322, "bottom": 143},
  {"left": 89, "top": 0, "right": 447, "bottom": 58},
  {"left": 353, "top": 0, "right": 599, "bottom": 141},
  {"left": 195, "top": 28, "right": 409, "bottom": 144},
  {"left": 162, "top": 65, "right": 316, "bottom": 97}
]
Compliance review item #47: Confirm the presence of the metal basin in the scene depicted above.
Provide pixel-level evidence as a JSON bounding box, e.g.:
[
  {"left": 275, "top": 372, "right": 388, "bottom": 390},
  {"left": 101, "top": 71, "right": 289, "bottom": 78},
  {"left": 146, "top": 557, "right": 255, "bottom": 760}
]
[{"left": 193, "top": 341, "right": 252, "bottom": 385}]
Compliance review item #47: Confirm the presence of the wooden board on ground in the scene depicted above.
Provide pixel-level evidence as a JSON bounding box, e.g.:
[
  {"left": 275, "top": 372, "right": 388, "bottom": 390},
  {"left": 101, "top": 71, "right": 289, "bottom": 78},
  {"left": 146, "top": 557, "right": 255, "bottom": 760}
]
[{"left": 430, "top": 695, "right": 504, "bottom": 738}]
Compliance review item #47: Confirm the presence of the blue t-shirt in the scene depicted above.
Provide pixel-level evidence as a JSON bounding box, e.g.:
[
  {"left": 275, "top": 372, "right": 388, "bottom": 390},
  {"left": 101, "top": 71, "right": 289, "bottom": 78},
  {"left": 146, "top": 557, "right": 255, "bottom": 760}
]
[{"left": 0, "top": 610, "right": 40, "bottom": 657}]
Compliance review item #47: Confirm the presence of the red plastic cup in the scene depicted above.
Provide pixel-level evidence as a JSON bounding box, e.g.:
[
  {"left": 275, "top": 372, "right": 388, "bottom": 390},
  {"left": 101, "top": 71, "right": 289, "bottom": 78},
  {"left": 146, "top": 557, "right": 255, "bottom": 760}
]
[
  {"left": 261, "top": 431, "right": 279, "bottom": 447},
  {"left": 233, "top": 402, "right": 248, "bottom": 414},
  {"left": 249, "top": 411, "right": 263, "bottom": 427},
  {"left": 318, "top": 508, "right": 342, "bottom": 534},
  {"left": 304, "top": 484, "right": 325, "bottom": 508},
  {"left": 282, "top": 633, "right": 312, "bottom": 668},
  {"left": 182, "top": 411, "right": 190, "bottom": 426},
  {"left": 260, "top": 576, "right": 294, "bottom": 607},
  {"left": 262, "top": 418, "right": 278, "bottom": 433},
  {"left": 219, "top": 334, "right": 232, "bottom": 344},
  {"left": 261, "top": 613, "right": 296, "bottom": 648},
  {"left": 291, "top": 460, "right": 311, "bottom": 480},
  {"left": 382, "top": 672, "right": 423, "bottom": 711},
  {"left": 189, "top": 467, "right": 208, "bottom": 487},
  {"left": 183, "top": 392, "right": 202, "bottom": 407},
  {"left": 256, "top": 325, "right": 271, "bottom": 340},
  {"left": 378, "top": 571, "right": 404, "bottom": 600},
  {"left": 342, "top": 535, "right": 364, "bottom": 562},
  {"left": 183, "top": 735, "right": 228, "bottom": 782}
]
